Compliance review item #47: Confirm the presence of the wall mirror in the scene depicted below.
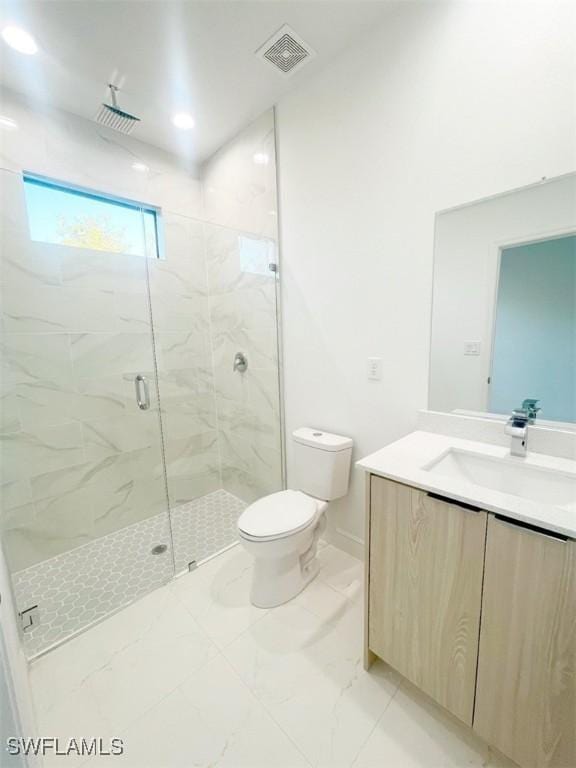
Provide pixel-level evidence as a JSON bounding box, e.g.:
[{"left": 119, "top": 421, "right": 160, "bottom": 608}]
[{"left": 429, "top": 173, "right": 575, "bottom": 428}]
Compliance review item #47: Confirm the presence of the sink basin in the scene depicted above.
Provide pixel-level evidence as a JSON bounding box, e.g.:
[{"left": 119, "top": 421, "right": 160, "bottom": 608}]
[{"left": 425, "top": 449, "right": 576, "bottom": 511}]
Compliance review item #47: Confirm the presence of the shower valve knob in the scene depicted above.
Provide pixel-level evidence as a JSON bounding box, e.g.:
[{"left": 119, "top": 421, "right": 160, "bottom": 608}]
[{"left": 233, "top": 352, "right": 248, "bottom": 373}]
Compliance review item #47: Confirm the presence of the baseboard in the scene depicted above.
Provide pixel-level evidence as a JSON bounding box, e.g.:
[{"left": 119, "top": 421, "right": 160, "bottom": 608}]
[{"left": 325, "top": 525, "right": 364, "bottom": 561}]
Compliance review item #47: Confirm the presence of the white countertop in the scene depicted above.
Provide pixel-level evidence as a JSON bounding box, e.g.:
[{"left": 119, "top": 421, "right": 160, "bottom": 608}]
[{"left": 357, "top": 431, "right": 576, "bottom": 539}]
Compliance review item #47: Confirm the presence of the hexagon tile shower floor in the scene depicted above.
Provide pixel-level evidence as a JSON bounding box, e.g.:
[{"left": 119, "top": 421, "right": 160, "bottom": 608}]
[{"left": 11, "top": 490, "right": 246, "bottom": 657}]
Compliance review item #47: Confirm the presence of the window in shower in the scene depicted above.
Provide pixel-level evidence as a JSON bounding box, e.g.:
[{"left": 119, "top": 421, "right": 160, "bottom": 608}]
[{"left": 23, "top": 173, "right": 162, "bottom": 258}]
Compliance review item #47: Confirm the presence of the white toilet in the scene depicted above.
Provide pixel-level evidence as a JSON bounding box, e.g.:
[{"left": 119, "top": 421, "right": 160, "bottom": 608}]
[{"left": 237, "top": 428, "right": 353, "bottom": 608}]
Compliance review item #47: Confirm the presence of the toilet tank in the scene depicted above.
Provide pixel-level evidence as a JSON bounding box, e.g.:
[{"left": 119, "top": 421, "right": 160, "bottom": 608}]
[{"left": 292, "top": 428, "right": 353, "bottom": 501}]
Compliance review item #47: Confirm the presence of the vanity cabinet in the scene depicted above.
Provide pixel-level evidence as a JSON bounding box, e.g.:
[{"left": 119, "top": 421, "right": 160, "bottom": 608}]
[
  {"left": 366, "top": 475, "right": 576, "bottom": 768},
  {"left": 367, "top": 475, "right": 487, "bottom": 725},
  {"left": 474, "top": 515, "right": 576, "bottom": 768}
]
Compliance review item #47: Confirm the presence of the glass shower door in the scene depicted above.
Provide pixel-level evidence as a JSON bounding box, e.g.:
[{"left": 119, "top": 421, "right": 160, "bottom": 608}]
[
  {"left": 151, "top": 108, "right": 284, "bottom": 574},
  {"left": 0, "top": 165, "right": 173, "bottom": 656},
  {"left": 144, "top": 211, "right": 223, "bottom": 574}
]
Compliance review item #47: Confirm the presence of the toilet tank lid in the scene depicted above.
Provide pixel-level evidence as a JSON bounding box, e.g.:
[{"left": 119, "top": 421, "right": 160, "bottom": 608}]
[{"left": 292, "top": 428, "right": 353, "bottom": 452}]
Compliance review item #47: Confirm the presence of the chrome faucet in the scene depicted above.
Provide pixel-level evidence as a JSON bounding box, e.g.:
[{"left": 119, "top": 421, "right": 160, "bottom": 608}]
[{"left": 505, "top": 408, "right": 530, "bottom": 458}]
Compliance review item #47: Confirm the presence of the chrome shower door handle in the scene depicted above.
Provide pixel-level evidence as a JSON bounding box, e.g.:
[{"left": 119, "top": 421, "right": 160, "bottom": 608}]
[{"left": 134, "top": 374, "right": 150, "bottom": 411}]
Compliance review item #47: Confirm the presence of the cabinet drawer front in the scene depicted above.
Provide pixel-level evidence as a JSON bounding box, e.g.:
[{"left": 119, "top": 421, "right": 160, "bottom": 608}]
[
  {"left": 368, "top": 476, "right": 487, "bottom": 725},
  {"left": 474, "top": 515, "right": 576, "bottom": 768}
]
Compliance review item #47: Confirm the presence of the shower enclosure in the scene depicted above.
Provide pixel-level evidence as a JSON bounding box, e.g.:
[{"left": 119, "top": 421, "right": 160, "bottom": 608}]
[{"left": 0, "top": 87, "right": 283, "bottom": 656}]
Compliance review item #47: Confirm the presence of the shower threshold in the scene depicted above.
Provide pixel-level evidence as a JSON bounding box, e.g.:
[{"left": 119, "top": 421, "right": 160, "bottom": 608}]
[{"left": 11, "top": 489, "right": 246, "bottom": 658}]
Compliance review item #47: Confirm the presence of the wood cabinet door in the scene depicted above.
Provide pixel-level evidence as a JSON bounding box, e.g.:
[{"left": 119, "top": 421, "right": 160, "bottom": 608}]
[
  {"left": 474, "top": 515, "right": 576, "bottom": 768},
  {"left": 368, "top": 476, "right": 487, "bottom": 725}
]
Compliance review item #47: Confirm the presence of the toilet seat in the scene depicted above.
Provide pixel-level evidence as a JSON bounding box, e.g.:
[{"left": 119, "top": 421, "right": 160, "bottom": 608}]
[{"left": 238, "top": 490, "right": 320, "bottom": 541}]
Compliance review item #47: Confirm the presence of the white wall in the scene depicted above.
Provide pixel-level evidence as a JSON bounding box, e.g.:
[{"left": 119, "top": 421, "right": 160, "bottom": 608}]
[{"left": 276, "top": 0, "right": 576, "bottom": 556}]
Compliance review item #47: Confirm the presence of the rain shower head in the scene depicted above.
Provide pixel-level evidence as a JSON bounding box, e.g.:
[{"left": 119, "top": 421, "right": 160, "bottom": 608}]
[{"left": 94, "top": 84, "right": 140, "bottom": 135}]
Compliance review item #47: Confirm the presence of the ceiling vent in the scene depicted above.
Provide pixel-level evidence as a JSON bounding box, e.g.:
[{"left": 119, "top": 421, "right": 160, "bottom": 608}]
[{"left": 256, "top": 25, "right": 315, "bottom": 76}]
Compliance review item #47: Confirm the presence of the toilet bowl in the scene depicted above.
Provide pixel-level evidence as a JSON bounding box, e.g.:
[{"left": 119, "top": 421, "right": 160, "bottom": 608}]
[
  {"left": 238, "top": 490, "right": 328, "bottom": 608},
  {"left": 237, "top": 428, "right": 353, "bottom": 608}
]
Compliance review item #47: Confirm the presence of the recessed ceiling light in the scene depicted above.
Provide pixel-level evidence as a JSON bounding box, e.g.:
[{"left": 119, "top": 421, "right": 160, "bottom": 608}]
[
  {"left": 253, "top": 152, "right": 269, "bottom": 165},
  {"left": 172, "top": 113, "right": 195, "bottom": 130},
  {"left": 2, "top": 25, "right": 38, "bottom": 55},
  {"left": 132, "top": 161, "right": 149, "bottom": 173},
  {"left": 0, "top": 115, "right": 18, "bottom": 130}
]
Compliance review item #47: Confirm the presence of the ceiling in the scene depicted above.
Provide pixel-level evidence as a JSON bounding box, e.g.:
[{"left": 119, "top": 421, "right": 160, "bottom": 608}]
[{"left": 0, "top": 0, "right": 391, "bottom": 164}]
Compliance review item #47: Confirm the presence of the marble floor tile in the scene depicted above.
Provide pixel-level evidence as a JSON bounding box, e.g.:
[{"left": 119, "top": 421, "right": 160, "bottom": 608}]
[
  {"left": 29, "top": 542, "right": 504, "bottom": 768},
  {"left": 317, "top": 542, "right": 364, "bottom": 599},
  {"left": 169, "top": 545, "right": 268, "bottom": 649},
  {"left": 31, "top": 587, "right": 218, "bottom": 735},
  {"left": 223, "top": 597, "right": 399, "bottom": 768},
  {"left": 36, "top": 684, "right": 116, "bottom": 768},
  {"left": 85, "top": 598, "right": 218, "bottom": 733},
  {"left": 88, "top": 656, "right": 309, "bottom": 768},
  {"left": 353, "top": 679, "right": 516, "bottom": 768}
]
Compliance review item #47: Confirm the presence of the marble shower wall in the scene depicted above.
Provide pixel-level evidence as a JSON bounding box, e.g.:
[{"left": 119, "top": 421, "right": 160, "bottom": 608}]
[
  {"left": 149, "top": 215, "right": 221, "bottom": 510},
  {"left": 202, "top": 110, "right": 283, "bottom": 503},
  {"left": 0, "top": 90, "right": 282, "bottom": 574},
  {"left": 0, "top": 89, "right": 218, "bottom": 572}
]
